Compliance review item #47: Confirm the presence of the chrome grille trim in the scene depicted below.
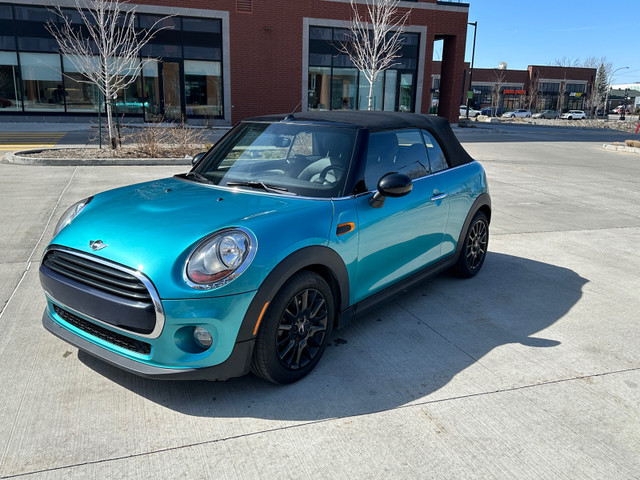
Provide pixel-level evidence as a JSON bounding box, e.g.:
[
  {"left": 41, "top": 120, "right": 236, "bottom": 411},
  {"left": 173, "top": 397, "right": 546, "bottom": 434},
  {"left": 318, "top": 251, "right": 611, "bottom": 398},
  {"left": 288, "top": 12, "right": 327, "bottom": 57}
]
[{"left": 43, "top": 246, "right": 165, "bottom": 339}]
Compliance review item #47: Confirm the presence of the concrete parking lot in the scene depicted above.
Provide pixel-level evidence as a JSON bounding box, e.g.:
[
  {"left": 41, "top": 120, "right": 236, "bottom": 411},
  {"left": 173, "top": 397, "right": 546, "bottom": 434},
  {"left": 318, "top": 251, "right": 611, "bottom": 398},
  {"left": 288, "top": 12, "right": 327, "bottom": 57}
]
[{"left": 0, "top": 124, "right": 638, "bottom": 479}]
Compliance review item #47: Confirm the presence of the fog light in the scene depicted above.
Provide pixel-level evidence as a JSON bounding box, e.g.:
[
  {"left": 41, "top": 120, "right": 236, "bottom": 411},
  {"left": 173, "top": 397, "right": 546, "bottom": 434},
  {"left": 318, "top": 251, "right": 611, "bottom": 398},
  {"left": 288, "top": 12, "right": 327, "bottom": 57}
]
[{"left": 193, "top": 327, "right": 213, "bottom": 349}]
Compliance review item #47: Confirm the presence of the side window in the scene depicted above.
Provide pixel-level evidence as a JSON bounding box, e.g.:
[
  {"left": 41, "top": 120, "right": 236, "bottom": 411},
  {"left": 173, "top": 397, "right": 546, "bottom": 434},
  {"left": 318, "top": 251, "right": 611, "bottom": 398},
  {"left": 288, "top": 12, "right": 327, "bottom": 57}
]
[
  {"left": 364, "top": 129, "right": 429, "bottom": 189},
  {"left": 421, "top": 130, "right": 449, "bottom": 173}
]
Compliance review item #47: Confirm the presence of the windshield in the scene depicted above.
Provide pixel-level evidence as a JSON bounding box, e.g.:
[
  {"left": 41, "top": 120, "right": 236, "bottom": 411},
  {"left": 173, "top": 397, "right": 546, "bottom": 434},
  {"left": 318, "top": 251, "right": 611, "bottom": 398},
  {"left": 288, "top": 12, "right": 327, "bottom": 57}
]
[{"left": 191, "top": 122, "right": 358, "bottom": 198}]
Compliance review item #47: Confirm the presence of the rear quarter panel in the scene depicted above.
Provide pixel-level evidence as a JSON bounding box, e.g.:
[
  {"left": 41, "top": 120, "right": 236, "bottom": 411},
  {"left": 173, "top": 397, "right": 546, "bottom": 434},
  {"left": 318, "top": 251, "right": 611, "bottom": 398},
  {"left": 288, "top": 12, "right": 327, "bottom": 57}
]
[{"left": 437, "top": 161, "right": 489, "bottom": 257}]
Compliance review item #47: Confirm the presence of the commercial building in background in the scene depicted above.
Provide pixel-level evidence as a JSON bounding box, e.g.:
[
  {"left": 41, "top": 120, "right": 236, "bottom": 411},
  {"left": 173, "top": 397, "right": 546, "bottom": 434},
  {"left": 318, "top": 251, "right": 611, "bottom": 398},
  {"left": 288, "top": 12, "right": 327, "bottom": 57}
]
[
  {"left": 431, "top": 62, "right": 597, "bottom": 114},
  {"left": 0, "top": 0, "right": 471, "bottom": 125},
  {"left": 608, "top": 83, "right": 640, "bottom": 112}
]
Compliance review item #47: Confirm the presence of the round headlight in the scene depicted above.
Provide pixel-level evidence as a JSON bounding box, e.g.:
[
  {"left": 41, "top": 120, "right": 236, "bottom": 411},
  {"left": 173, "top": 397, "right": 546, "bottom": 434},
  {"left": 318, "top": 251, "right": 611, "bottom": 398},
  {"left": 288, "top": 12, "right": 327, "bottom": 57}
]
[
  {"left": 53, "top": 197, "right": 93, "bottom": 238},
  {"left": 185, "top": 228, "right": 256, "bottom": 289}
]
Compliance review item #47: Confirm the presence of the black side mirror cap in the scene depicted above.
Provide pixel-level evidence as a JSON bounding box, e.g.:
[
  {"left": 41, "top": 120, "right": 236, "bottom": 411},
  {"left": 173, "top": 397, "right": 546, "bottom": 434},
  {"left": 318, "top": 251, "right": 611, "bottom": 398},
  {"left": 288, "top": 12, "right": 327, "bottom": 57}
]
[
  {"left": 191, "top": 152, "right": 206, "bottom": 166},
  {"left": 370, "top": 173, "right": 413, "bottom": 208}
]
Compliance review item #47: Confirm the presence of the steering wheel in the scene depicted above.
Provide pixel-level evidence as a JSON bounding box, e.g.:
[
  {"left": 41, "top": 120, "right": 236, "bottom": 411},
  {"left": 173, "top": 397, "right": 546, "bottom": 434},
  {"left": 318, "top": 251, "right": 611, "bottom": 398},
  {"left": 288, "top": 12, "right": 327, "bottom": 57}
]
[{"left": 316, "top": 165, "right": 346, "bottom": 184}]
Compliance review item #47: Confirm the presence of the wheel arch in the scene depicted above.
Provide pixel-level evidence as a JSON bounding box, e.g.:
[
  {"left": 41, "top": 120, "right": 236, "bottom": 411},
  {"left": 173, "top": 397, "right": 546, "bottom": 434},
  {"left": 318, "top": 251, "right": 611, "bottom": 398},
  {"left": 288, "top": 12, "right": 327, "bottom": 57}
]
[
  {"left": 455, "top": 193, "right": 491, "bottom": 255},
  {"left": 236, "top": 246, "right": 349, "bottom": 342}
]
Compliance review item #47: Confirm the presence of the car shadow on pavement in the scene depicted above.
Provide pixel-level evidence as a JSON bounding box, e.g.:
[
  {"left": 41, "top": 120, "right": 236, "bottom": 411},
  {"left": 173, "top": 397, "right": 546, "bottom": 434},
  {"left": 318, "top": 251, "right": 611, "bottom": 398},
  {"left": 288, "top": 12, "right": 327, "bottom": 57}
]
[{"left": 78, "top": 251, "right": 587, "bottom": 421}]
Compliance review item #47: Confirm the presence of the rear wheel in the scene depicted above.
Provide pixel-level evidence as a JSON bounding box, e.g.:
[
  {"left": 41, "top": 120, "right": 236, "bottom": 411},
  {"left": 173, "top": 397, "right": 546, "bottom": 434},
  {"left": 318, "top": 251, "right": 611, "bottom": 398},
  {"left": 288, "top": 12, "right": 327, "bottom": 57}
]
[
  {"left": 251, "top": 271, "right": 334, "bottom": 384},
  {"left": 454, "top": 211, "right": 489, "bottom": 278}
]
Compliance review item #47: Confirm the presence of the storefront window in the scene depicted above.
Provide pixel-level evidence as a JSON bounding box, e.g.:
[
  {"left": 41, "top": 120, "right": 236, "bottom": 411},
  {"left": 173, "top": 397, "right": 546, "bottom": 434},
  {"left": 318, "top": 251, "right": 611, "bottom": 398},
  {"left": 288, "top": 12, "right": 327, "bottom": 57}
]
[
  {"left": 308, "top": 66, "right": 331, "bottom": 110},
  {"left": 0, "top": 51, "right": 21, "bottom": 111},
  {"left": 383, "top": 70, "right": 397, "bottom": 111},
  {"left": 331, "top": 68, "right": 357, "bottom": 110},
  {"left": 143, "top": 61, "right": 161, "bottom": 122},
  {"left": 184, "top": 60, "right": 222, "bottom": 118},
  {"left": 399, "top": 73, "right": 414, "bottom": 112},
  {"left": 358, "top": 75, "right": 383, "bottom": 110},
  {"left": 63, "top": 56, "right": 100, "bottom": 113},
  {"left": 20, "top": 52, "right": 64, "bottom": 111},
  {"left": 0, "top": 11, "right": 225, "bottom": 121},
  {"left": 308, "top": 25, "right": 418, "bottom": 112}
]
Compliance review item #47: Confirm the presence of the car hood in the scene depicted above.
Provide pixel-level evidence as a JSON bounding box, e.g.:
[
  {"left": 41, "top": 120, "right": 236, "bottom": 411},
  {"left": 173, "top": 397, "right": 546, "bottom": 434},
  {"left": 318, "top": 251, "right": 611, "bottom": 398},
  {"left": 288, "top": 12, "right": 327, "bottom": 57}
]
[{"left": 51, "top": 177, "right": 334, "bottom": 298}]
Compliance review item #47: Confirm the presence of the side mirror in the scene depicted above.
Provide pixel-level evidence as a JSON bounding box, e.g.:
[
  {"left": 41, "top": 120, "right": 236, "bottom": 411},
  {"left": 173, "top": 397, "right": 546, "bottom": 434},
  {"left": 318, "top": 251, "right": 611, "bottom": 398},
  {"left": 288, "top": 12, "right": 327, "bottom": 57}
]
[
  {"left": 191, "top": 152, "right": 206, "bottom": 166},
  {"left": 274, "top": 136, "right": 292, "bottom": 148},
  {"left": 370, "top": 173, "right": 413, "bottom": 208}
]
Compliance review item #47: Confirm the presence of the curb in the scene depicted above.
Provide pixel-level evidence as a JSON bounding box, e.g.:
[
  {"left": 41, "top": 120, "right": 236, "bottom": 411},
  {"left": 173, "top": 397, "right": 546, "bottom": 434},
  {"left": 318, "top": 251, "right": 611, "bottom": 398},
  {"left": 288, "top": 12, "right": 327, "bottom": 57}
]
[
  {"left": 3, "top": 149, "right": 193, "bottom": 166},
  {"left": 602, "top": 144, "right": 640, "bottom": 154}
]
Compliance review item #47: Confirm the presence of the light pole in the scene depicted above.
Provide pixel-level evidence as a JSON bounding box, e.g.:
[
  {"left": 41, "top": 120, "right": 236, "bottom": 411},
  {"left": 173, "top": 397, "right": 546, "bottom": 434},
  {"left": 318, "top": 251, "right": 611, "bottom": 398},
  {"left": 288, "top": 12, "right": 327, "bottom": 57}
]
[
  {"left": 604, "top": 66, "right": 629, "bottom": 117},
  {"left": 466, "top": 21, "right": 477, "bottom": 119}
]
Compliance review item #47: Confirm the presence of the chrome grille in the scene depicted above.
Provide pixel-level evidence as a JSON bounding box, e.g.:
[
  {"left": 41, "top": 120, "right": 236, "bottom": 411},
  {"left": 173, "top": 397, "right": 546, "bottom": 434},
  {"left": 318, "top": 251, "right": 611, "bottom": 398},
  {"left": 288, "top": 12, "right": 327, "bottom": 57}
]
[{"left": 43, "top": 250, "right": 151, "bottom": 303}]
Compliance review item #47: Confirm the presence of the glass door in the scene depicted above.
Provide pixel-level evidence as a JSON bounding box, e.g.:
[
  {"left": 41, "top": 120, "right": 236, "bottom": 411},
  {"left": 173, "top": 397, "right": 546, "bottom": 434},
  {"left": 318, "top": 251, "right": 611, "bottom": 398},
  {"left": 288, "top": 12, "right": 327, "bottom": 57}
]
[{"left": 161, "top": 61, "right": 183, "bottom": 122}]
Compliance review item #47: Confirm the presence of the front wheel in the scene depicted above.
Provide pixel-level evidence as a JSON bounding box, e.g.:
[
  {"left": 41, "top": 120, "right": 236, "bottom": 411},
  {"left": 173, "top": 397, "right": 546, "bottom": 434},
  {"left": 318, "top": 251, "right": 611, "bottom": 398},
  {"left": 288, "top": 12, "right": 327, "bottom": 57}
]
[
  {"left": 454, "top": 211, "right": 489, "bottom": 278},
  {"left": 251, "top": 271, "right": 334, "bottom": 384}
]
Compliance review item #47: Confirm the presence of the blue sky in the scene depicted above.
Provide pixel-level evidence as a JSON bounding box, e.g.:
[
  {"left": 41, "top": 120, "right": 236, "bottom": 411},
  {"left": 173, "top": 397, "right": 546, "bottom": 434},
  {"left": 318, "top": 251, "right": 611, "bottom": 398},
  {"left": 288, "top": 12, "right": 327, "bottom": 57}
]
[{"left": 456, "top": 0, "right": 639, "bottom": 85}]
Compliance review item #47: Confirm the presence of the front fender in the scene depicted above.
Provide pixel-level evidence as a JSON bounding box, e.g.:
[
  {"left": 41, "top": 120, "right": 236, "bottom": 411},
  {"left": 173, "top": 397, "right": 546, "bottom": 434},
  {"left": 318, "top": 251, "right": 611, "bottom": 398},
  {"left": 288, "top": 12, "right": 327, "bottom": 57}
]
[{"left": 235, "top": 246, "right": 350, "bottom": 342}]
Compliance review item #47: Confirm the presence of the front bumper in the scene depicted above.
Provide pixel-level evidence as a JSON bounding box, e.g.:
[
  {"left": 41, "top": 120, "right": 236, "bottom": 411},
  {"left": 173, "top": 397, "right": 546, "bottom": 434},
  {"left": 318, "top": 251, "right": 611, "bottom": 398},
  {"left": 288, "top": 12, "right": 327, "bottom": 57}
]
[{"left": 42, "top": 310, "right": 254, "bottom": 380}]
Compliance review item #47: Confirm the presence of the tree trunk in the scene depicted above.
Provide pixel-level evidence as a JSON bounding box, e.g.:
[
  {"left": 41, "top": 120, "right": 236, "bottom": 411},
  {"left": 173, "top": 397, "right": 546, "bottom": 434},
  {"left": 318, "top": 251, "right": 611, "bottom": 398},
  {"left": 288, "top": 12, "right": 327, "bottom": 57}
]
[
  {"left": 368, "top": 80, "right": 374, "bottom": 110},
  {"left": 105, "top": 92, "right": 117, "bottom": 149}
]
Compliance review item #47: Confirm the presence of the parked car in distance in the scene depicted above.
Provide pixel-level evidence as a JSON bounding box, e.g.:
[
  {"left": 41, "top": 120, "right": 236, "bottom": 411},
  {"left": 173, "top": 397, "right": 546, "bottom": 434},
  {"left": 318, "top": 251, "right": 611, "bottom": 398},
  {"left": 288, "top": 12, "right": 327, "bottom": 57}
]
[
  {"left": 532, "top": 109, "right": 559, "bottom": 119},
  {"left": 560, "top": 110, "right": 586, "bottom": 120},
  {"left": 39, "top": 111, "right": 491, "bottom": 384},
  {"left": 459, "top": 105, "right": 481, "bottom": 117},
  {"left": 480, "top": 106, "right": 502, "bottom": 117},
  {"left": 611, "top": 105, "right": 632, "bottom": 114},
  {"left": 502, "top": 109, "right": 531, "bottom": 118}
]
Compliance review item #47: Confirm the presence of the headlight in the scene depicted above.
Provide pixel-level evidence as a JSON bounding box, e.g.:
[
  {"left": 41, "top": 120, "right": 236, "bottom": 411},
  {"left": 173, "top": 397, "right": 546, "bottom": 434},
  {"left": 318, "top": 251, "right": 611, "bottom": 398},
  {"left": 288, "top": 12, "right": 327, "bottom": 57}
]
[
  {"left": 185, "top": 228, "right": 257, "bottom": 289},
  {"left": 53, "top": 197, "right": 93, "bottom": 237}
]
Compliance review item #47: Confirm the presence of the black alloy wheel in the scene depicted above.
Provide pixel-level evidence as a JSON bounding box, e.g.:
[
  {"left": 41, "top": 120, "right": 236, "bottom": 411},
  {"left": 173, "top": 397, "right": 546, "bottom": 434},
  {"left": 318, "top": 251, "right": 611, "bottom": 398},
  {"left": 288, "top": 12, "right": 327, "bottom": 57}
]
[
  {"left": 251, "top": 271, "right": 334, "bottom": 384},
  {"left": 454, "top": 211, "right": 489, "bottom": 278}
]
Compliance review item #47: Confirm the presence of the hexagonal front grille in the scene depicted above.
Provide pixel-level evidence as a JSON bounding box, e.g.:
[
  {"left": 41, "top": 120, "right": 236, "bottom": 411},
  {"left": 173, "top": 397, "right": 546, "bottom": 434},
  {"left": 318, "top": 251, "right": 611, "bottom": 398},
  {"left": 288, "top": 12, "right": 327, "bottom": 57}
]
[{"left": 43, "top": 250, "right": 152, "bottom": 304}]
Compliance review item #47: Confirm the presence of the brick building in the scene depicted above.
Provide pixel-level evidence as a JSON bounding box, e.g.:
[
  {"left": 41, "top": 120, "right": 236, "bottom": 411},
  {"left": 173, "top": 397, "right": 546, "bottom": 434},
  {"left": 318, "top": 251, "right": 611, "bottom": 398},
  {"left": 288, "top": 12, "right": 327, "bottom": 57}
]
[
  {"left": 0, "top": 0, "right": 471, "bottom": 125},
  {"left": 431, "top": 62, "right": 597, "bottom": 114}
]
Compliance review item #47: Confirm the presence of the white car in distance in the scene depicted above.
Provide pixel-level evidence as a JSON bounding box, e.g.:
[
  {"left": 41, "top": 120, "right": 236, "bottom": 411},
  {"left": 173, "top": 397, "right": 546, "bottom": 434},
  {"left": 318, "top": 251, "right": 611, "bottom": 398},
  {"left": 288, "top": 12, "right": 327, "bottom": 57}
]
[
  {"left": 560, "top": 110, "right": 586, "bottom": 120},
  {"left": 459, "top": 105, "right": 481, "bottom": 117},
  {"left": 502, "top": 109, "right": 531, "bottom": 118}
]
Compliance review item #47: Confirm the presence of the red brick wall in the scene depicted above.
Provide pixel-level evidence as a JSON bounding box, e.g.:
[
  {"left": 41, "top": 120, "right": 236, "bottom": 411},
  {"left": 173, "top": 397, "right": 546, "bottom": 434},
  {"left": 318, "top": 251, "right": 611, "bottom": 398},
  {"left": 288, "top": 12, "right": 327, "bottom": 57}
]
[{"left": 134, "top": 0, "right": 469, "bottom": 123}]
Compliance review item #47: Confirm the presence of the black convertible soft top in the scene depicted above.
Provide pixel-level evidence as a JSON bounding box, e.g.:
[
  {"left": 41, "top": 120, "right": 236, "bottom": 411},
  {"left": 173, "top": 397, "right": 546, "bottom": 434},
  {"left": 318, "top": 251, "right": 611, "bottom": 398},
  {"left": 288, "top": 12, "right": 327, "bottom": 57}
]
[{"left": 244, "top": 111, "right": 474, "bottom": 168}]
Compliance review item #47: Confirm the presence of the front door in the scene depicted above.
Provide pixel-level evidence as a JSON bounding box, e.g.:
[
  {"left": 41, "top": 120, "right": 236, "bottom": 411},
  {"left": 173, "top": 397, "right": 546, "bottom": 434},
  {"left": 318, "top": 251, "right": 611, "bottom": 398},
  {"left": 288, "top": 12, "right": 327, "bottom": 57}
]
[{"left": 353, "top": 129, "right": 449, "bottom": 303}]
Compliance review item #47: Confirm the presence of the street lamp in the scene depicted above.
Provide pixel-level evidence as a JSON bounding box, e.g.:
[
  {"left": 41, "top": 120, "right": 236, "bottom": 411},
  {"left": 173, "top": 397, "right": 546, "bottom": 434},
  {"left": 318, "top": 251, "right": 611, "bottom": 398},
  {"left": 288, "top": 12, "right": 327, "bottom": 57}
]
[
  {"left": 604, "top": 66, "right": 629, "bottom": 117},
  {"left": 465, "top": 21, "right": 477, "bottom": 119}
]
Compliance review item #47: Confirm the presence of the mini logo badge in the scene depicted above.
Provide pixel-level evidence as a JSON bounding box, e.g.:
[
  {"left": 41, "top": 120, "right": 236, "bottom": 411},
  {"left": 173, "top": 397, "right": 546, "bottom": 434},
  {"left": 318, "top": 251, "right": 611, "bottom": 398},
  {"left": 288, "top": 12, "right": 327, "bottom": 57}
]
[{"left": 89, "top": 240, "right": 108, "bottom": 251}]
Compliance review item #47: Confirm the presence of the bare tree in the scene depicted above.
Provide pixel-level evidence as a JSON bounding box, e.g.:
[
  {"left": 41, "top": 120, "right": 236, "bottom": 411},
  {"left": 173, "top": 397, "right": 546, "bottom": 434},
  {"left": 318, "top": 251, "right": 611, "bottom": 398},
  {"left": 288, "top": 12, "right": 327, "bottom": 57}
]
[
  {"left": 527, "top": 72, "right": 539, "bottom": 112},
  {"left": 46, "top": 0, "right": 172, "bottom": 148},
  {"left": 342, "top": 0, "right": 410, "bottom": 110},
  {"left": 491, "top": 70, "right": 505, "bottom": 115},
  {"left": 552, "top": 56, "right": 581, "bottom": 67}
]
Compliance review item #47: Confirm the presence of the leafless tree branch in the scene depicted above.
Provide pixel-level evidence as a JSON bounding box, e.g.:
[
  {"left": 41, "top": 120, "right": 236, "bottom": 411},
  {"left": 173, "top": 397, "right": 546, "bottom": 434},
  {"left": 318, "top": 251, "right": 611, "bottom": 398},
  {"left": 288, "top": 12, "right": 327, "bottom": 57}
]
[
  {"left": 46, "top": 0, "right": 173, "bottom": 148},
  {"left": 341, "top": 0, "right": 410, "bottom": 110}
]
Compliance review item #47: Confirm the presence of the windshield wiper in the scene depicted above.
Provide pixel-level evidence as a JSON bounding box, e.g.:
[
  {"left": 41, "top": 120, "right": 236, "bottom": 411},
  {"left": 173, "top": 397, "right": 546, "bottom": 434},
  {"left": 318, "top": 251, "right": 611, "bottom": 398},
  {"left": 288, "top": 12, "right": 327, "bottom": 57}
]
[
  {"left": 183, "top": 171, "right": 213, "bottom": 184},
  {"left": 226, "top": 181, "right": 297, "bottom": 195}
]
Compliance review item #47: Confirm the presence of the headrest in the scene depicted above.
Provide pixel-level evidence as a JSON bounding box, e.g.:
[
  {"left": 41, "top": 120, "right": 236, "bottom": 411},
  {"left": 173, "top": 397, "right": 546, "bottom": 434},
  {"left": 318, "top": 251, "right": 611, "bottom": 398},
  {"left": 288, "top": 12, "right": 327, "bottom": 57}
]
[{"left": 368, "top": 133, "right": 399, "bottom": 158}]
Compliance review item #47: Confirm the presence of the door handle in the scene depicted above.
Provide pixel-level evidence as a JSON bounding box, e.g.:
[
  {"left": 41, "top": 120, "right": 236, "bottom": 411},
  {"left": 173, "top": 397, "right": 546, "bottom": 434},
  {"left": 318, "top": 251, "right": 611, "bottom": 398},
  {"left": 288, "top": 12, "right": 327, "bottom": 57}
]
[{"left": 431, "top": 192, "right": 447, "bottom": 202}]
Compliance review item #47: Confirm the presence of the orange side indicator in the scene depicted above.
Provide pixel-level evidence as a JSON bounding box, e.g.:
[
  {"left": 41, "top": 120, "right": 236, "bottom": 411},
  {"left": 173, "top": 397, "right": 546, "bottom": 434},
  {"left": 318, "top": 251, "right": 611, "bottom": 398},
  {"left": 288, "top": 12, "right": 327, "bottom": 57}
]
[
  {"left": 336, "top": 222, "right": 355, "bottom": 236},
  {"left": 253, "top": 302, "right": 270, "bottom": 335}
]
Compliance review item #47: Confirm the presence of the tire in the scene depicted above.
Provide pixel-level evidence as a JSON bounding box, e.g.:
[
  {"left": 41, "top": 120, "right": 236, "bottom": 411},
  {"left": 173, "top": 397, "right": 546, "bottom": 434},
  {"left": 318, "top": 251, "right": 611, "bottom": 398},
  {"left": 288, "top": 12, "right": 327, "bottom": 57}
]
[
  {"left": 454, "top": 211, "right": 489, "bottom": 278},
  {"left": 251, "top": 271, "right": 334, "bottom": 384}
]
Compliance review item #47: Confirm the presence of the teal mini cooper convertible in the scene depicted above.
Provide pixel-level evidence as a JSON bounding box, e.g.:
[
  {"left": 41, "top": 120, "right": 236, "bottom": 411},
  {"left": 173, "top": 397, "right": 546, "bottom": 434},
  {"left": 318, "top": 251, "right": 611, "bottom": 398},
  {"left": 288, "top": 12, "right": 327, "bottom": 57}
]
[{"left": 40, "top": 112, "right": 491, "bottom": 384}]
